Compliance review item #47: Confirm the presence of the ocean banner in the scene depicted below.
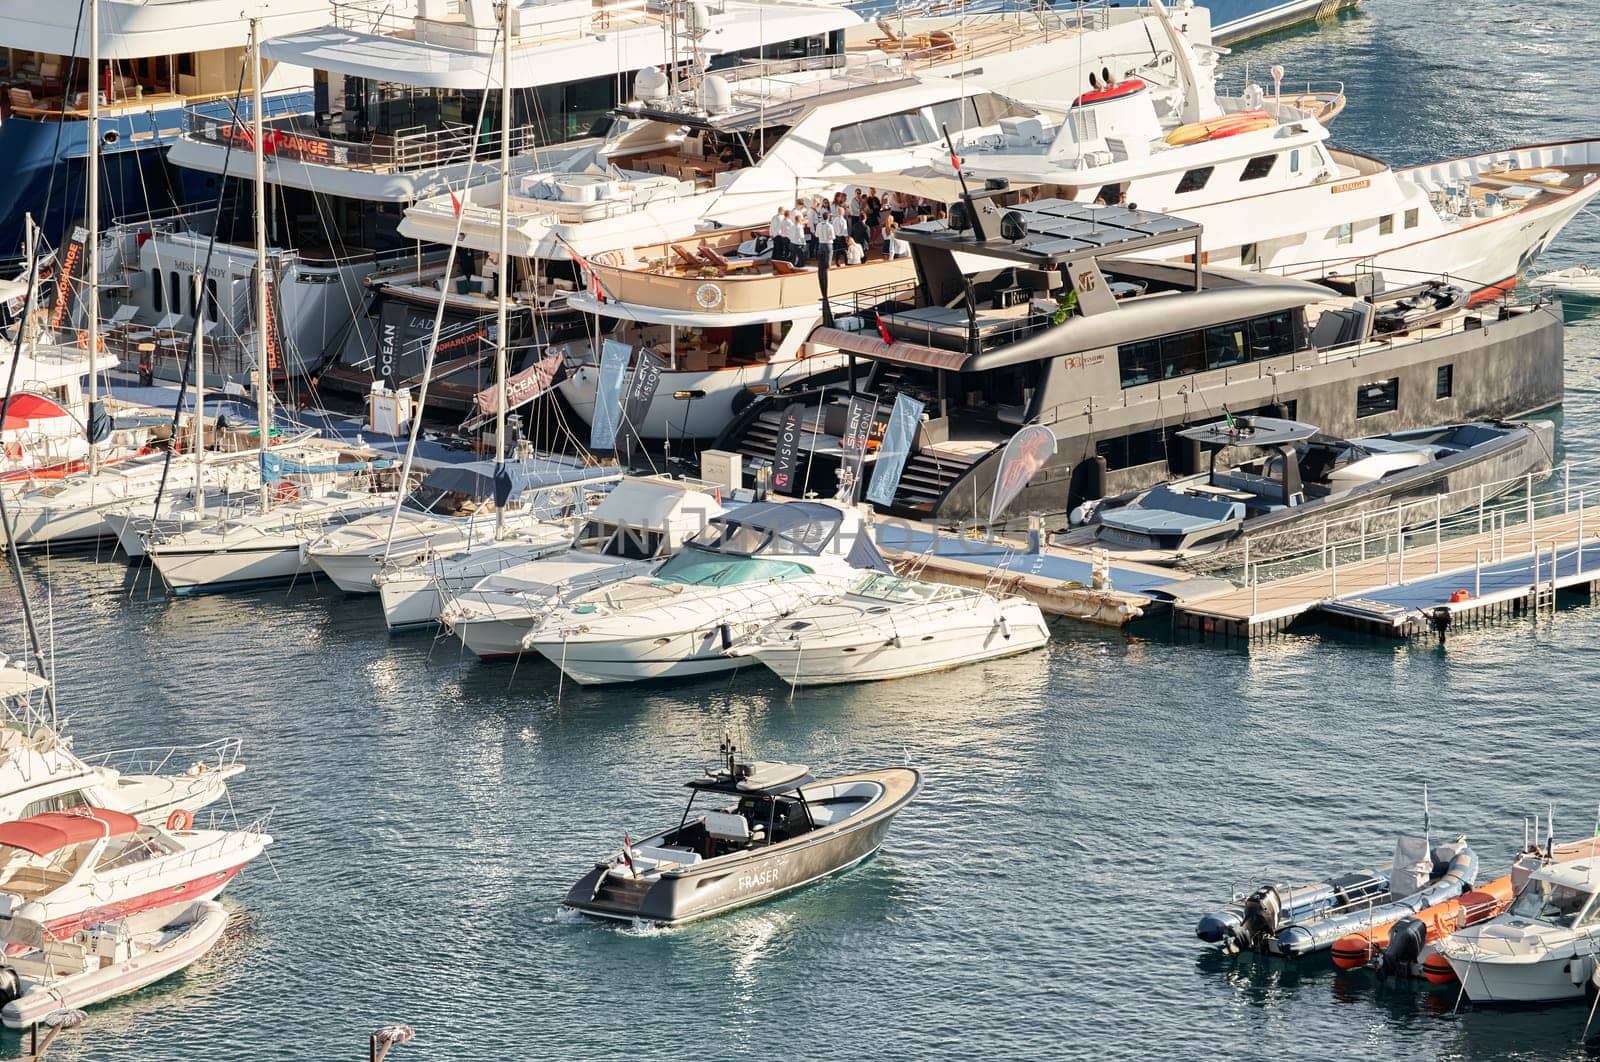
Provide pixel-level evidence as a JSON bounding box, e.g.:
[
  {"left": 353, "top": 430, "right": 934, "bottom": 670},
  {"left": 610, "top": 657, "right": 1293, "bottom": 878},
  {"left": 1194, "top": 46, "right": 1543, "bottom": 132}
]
[
  {"left": 987, "top": 424, "right": 1057, "bottom": 526},
  {"left": 865, "top": 394, "right": 923, "bottom": 508},
  {"left": 589, "top": 339, "right": 632, "bottom": 451}
]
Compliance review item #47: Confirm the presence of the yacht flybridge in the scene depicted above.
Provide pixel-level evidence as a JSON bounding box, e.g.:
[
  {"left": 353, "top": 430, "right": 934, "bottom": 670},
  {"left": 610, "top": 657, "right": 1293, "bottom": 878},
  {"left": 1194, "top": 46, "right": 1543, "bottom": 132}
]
[
  {"left": 104, "top": 0, "right": 861, "bottom": 386},
  {"left": 713, "top": 194, "right": 1564, "bottom": 522}
]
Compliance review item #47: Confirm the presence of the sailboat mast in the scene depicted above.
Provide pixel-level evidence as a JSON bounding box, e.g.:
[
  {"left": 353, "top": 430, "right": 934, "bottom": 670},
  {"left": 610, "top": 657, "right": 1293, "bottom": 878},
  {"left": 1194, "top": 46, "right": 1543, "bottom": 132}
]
[
  {"left": 251, "top": 19, "right": 271, "bottom": 510},
  {"left": 493, "top": 0, "right": 511, "bottom": 538},
  {"left": 192, "top": 267, "right": 205, "bottom": 519},
  {"left": 86, "top": 0, "right": 100, "bottom": 477}
]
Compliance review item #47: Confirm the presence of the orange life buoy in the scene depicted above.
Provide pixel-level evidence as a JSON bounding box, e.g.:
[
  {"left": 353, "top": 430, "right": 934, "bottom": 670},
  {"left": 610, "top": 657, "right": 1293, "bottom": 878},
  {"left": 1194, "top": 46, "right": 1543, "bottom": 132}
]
[
  {"left": 166, "top": 808, "right": 193, "bottom": 831},
  {"left": 274, "top": 479, "right": 300, "bottom": 502},
  {"left": 2, "top": 443, "right": 21, "bottom": 461}
]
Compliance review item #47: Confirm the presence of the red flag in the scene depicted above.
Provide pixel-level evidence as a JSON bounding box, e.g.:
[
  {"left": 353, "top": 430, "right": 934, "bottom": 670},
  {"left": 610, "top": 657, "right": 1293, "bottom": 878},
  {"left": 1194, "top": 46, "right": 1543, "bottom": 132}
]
[
  {"left": 569, "top": 247, "right": 607, "bottom": 303},
  {"left": 875, "top": 310, "right": 894, "bottom": 346},
  {"left": 448, "top": 190, "right": 462, "bottom": 217},
  {"left": 949, "top": 149, "right": 962, "bottom": 171},
  {"left": 621, "top": 832, "right": 636, "bottom": 877}
]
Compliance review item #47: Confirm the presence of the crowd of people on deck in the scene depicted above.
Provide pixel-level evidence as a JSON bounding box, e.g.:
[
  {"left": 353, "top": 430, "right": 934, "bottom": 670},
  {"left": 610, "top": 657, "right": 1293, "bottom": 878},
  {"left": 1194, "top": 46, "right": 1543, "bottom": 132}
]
[{"left": 765, "top": 187, "right": 951, "bottom": 269}]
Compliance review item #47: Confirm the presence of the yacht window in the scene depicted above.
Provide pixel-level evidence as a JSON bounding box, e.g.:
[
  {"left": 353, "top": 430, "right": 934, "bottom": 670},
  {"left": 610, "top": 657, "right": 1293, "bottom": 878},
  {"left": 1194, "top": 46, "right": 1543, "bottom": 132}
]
[
  {"left": 20, "top": 790, "right": 89, "bottom": 819},
  {"left": 827, "top": 109, "right": 936, "bottom": 155},
  {"left": 1204, "top": 324, "right": 1247, "bottom": 369},
  {"left": 971, "top": 93, "right": 1032, "bottom": 126},
  {"left": 1247, "top": 312, "right": 1299, "bottom": 359},
  {"left": 613, "top": 528, "right": 664, "bottom": 560},
  {"left": 1510, "top": 878, "right": 1594, "bottom": 927},
  {"left": 1405, "top": 207, "right": 1420, "bottom": 229},
  {"left": 151, "top": 269, "right": 164, "bottom": 313},
  {"left": 929, "top": 99, "right": 967, "bottom": 134},
  {"left": 1436, "top": 364, "right": 1453, "bottom": 399},
  {"left": 1158, "top": 330, "right": 1206, "bottom": 377},
  {"left": 188, "top": 275, "right": 200, "bottom": 317},
  {"left": 1176, "top": 167, "right": 1214, "bottom": 194},
  {"left": 1117, "top": 338, "right": 1160, "bottom": 388},
  {"left": 1241, "top": 155, "right": 1276, "bottom": 181},
  {"left": 1333, "top": 222, "right": 1354, "bottom": 245},
  {"left": 1355, "top": 378, "right": 1399, "bottom": 418},
  {"left": 687, "top": 521, "right": 770, "bottom": 555},
  {"left": 654, "top": 548, "right": 812, "bottom": 587},
  {"left": 1379, "top": 214, "right": 1394, "bottom": 236},
  {"left": 168, "top": 272, "right": 181, "bottom": 317},
  {"left": 205, "top": 278, "right": 219, "bottom": 323},
  {"left": 1241, "top": 243, "right": 1259, "bottom": 267},
  {"left": 1117, "top": 312, "right": 1298, "bottom": 388},
  {"left": 1289, "top": 148, "right": 1301, "bottom": 174},
  {"left": 1069, "top": 110, "right": 1099, "bottom": 143}
]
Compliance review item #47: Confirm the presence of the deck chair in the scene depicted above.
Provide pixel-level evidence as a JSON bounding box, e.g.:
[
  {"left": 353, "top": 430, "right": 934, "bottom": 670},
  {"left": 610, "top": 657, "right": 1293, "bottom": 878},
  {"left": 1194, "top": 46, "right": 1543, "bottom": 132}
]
[
  {"left": 121, "top": 311, "right": 182, "bottom": 348},
  {"left": 698, "top": 244, "right": 754, "bottom": 273},
  {"left": 671, "top": 244, "right": 702, "bottom": 270}
]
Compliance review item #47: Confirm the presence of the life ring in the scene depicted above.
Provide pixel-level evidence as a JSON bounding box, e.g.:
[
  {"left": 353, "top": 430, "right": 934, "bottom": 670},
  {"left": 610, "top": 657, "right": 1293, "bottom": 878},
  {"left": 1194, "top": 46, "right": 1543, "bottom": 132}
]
[
  {"left": 274, "top": 479, "right": 300, "bottom": 502},
  {"left": 2, "top": 443, "right": 20, "bottom": 461},
  {"left": 166, "top": 808, "right": 193, "bottom": 831},
  {"left": 695, "top": 282, "right": 724, "bottom": 309}
]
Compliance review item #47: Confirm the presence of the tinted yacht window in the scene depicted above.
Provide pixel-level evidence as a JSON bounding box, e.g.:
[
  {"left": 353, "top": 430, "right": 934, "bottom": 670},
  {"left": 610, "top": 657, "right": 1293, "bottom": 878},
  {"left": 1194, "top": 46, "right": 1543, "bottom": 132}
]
[{"left": 1176, "top": 167, "right": 1214, "bottom": 193}]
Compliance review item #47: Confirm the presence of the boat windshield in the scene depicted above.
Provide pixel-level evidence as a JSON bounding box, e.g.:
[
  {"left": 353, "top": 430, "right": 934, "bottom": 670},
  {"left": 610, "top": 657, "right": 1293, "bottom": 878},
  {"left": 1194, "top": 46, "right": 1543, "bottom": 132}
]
[
  {"left": 849, "top": 572, "right": 967, "bottom": 604},
  {"left": 403, "top": 484, "right": 489, "bottom": 517},
  {"left": 1509, "top": 878, "right": 1596, "bottom": 927},
  {"left": 654, "top": 546, "right": 812, "bottom": 587}
]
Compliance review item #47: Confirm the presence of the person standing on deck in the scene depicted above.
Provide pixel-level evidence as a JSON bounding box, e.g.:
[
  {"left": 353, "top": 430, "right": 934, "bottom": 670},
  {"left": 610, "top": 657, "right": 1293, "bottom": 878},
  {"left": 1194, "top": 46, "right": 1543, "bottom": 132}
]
[{"left": 770, "top": 207, "right": 791, "bottom": 264}]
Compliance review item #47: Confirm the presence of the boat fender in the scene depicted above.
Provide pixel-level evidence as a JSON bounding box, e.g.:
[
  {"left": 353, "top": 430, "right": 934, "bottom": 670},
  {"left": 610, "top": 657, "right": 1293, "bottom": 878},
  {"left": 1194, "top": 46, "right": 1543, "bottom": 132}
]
[
  {"left": 1267, "top": 402, "right": 1289, "bottom": 422},
  {"left": 719, "top": 624, "right": 733, "bottom": 651},
  {"left": 1375, "top": 915, "right": 1427, "bottom": 978},
  {"left": 1421, "top": 951, "right": 1457, "bottom": 985},
  {"left": 167, "top": 808, "right": 193, "bottom": 831},
  {"left": 0, "top": 968, "right": 19, "bottom": 1008}
]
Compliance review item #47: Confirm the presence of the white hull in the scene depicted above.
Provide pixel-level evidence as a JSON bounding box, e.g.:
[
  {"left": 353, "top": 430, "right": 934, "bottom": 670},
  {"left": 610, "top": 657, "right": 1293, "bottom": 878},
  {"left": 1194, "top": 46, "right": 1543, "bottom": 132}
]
[
  {"left": 0, "top": 901, "right": 230, "bottom": 1030},
  {"left": 751, "top": 613, "right": 1050, "bottom": 686},
  {"left": 1447, "top": 953, "right": 1590, "bottom": 1003},
  {"left": 151, "top": 540, "right": 312, "bottom": 592},
  {"left": 527, "top": 635, "right": 750, "bottom": 685},
  {"left": 456, "top": 614, "right": 541, "bottom": 659}
]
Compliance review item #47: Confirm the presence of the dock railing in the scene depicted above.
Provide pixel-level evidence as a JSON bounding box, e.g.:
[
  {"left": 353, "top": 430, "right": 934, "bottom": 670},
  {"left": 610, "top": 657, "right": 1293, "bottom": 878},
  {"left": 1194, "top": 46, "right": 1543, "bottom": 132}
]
[{"left": 1232, "top": 454, "right": 1600, "bottom": 605}]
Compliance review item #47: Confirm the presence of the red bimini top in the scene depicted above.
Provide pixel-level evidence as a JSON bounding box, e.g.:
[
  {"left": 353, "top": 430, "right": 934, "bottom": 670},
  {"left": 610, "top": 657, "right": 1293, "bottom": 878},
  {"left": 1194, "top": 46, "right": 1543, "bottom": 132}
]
[
  {"left": 0, "top": 808, "right": 140, "bottom": 856},
  {"left": 0, "top": 393, "right": 71, "bottom": 433},
  {"left": 1071, "top": 78, "right": 1146, "bottom": 107}
]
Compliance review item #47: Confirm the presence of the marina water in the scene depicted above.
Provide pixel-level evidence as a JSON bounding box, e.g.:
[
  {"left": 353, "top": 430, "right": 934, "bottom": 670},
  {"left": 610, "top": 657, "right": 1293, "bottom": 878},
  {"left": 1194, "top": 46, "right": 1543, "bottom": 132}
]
[{"left": 5, "top": 1, "right": 1600, "bottom": 1057}]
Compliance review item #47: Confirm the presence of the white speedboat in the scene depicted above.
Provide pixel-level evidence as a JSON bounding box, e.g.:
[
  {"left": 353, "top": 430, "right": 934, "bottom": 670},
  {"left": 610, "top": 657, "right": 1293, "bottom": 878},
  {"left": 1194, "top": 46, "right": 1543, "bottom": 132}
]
[
  {"left": 305, "top": 460, "right": 610, "bottom": 595},
  {"left": 731, "top": 572, "right": 1050, "bottom": 685},
  {"left": 522, "top": 499, "right": 884, "bottom": 685},
  {"left": 0, "top": 663, "right": 242, "bottom": 826},
  {"left": 0, "top": 899, "right": 229, "bottom": 1029},
  {"left": 1439, "top": 859, "right": 1600, "bottom": 1003},
  {"left": 0, "top": 807, "right": 270, "bottom": 938},
  {"left": 147, "top": 489, "right": 401, "bottom": 594},
  {"left": 438, "top": 476, "right": 725, "bottom": 653},
  {"left": 1530, "top": 265, "right": 1600, "bottom": 298}
]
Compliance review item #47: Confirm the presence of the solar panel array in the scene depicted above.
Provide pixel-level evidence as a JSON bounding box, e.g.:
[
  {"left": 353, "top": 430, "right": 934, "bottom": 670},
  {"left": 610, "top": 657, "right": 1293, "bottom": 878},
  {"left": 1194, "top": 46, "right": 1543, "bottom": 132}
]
[{"left": 1000, "top": 199, "right": 1201, "bottom": 259}]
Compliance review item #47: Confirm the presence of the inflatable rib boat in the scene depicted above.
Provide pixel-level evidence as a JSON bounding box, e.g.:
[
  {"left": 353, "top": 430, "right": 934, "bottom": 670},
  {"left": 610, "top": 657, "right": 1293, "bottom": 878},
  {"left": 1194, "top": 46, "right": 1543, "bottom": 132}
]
[{"left": 1197, "top": 835, "right": 1476, "bottom": 958}]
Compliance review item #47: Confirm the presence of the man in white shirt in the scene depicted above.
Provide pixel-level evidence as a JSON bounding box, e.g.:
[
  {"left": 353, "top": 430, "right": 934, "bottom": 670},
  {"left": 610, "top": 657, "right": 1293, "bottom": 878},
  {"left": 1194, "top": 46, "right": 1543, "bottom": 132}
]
[
  {"left": 782, "top": 211, "right": 804, "bottom": 265},
  {"left": 769, "top": 207, "right": 790, "bottom": 264},
  {"left": 814, "top": 211, "right": 835, "bottom": 268}
]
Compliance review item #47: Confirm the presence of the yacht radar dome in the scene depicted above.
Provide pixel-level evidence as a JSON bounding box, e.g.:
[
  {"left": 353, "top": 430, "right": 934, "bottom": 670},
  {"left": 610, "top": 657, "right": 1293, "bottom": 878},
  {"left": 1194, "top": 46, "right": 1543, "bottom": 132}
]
[
  {"left": 635, "top": 66, "right": 668, "bottom": 102},
  {"left": 697, "top": 75, "right": 733, "bottom": 115}
]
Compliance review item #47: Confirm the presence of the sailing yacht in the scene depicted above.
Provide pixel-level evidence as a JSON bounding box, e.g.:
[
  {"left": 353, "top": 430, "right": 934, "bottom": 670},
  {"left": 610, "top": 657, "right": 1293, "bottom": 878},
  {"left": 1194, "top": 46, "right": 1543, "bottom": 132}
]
[{"left": 305, "top": 459, "right": 613, "bottom": 594}]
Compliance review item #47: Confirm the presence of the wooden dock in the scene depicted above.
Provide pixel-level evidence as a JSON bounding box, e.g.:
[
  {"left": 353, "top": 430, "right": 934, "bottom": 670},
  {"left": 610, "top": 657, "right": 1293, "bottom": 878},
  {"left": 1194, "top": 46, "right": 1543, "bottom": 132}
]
[
  {"left": 875, "top": 524, "right": 1185, "bottom": 627},
  {"left": 1174, "top": 498, "right": 1600, "bottom": 643}
]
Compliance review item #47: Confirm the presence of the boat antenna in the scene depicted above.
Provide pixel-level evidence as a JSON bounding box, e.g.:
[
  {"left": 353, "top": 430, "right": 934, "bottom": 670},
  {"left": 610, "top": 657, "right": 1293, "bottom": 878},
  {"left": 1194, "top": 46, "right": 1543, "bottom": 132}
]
[
  {"left": 1548, "top": 804, "right": 1556, "bottom": 858},
  {"left": 940, "top": 124, "right": 986, "bottom": 241}
]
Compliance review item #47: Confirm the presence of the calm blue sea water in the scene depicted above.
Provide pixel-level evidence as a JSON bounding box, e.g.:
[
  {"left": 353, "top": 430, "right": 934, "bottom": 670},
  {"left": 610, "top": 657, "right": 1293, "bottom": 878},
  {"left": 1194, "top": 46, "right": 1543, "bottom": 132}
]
[{"left": 4, "top": 3, "right": 1600, "bottom": 1059}]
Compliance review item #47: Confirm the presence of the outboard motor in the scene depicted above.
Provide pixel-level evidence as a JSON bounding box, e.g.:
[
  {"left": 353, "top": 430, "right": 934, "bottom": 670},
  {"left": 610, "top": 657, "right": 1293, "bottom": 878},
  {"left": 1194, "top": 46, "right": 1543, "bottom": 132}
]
[
  {"left": 0, "top": 967, "right": 20, "bottom": 1008},
  {"left": 1374, "top": 915, "right": 1428, "bottom": 979},
  {"left": 1226, "top": 885, "right": 1285, "bottom": 955}
]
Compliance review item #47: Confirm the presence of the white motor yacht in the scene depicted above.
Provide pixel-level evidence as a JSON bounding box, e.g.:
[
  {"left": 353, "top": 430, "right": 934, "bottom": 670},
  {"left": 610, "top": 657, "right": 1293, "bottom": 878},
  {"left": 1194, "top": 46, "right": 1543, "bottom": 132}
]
[
  {"left": 305, "top": 460, "right": 613, "bottom": 595},
  {"left": 731, "top": 571, "right": 1049, "bottom": 685},
  {"left": 439, "top": 476, "right": 725, "bottom": 653},
  {"left": 951, "top": 2, "right": 1600, "bottom": 298},
  {"left": 0, "top": 807, "right": 270, "bottom": 938},
  {"left": 1439, "top": 859, "right": 1600, "bottom": 1003},
  {"left": 521, "top": 499, "right": 885, "bottom": 684},
  {"left": 0, "top": 663, "right": 242, "bottom": 826}
]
